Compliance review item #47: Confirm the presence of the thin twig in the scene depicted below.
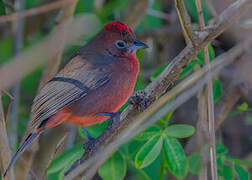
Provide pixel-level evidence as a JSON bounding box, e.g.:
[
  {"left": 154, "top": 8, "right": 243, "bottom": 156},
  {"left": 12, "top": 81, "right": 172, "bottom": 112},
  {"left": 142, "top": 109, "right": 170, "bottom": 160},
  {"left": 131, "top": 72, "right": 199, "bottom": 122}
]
[
  {"left": 146, "top": 8, "right": 172, "bottom": 21},
  {"left": 8, "top": 0, "right": 25, "bottom": 155},
  {"left": 1, "top": 90, "right": 13, "bottom": 123},
  {"left": 43, "top": 134, "right": 68, "bottom": 179},
  {"left": 0, "top": 0, "right": 77, "bottom": 24},
  {"left": 195, "top": 0, "right": 218, "bottom": 179},
  {"left": 0, "top": 92, "right": 15, "bottom": 180},
  {"left": 205, "top": 0, "right": 218, "bottom": 17},
  {"left": 174, "top": 0, "right": 197, "bottom": 45}
]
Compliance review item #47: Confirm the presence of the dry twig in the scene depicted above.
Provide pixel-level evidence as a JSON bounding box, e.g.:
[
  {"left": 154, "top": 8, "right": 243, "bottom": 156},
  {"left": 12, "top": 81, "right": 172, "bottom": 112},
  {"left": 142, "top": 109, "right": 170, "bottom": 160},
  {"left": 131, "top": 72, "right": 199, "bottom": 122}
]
[
  {"left": 0, "top": 92, "right": 15, "bottom": 180},
  {"left": 195, "top": 0, "right": 218, "bottom": 179},
  {"left": 174, "top": 0, "right": 197, "bottom": 45},
  {"left": 0, "top": 0, "right": 77, "bottom": 24}
]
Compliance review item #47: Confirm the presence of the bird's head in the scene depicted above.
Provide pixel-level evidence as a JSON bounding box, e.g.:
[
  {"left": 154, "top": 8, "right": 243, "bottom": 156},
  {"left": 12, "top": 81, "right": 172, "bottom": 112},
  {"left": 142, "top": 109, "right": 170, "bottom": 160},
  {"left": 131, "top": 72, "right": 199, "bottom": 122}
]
[{"left": 88, "top": 21, "right": 148, "bottom": 59}]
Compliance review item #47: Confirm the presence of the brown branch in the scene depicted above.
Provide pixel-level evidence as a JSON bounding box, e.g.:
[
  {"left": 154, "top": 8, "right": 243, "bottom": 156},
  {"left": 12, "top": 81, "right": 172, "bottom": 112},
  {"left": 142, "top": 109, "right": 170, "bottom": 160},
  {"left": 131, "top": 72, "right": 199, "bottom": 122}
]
[
  {"left": 195, "top": 0, "right": 218, "bottom": 179},
  {"left": 65, "top": 0, "right": 252, "bottom": 178},
  {"left": 0, "top": 92, "right": 15, "bottom": 180},
  {"left": 174, "top": 0, "right": 197, "bottom": 45},
  {"left": 0, "top": 0, "right": 77, "bottom": 24},
  {"left": 197, "top": 91, "right": 209, "bottom": 179}
]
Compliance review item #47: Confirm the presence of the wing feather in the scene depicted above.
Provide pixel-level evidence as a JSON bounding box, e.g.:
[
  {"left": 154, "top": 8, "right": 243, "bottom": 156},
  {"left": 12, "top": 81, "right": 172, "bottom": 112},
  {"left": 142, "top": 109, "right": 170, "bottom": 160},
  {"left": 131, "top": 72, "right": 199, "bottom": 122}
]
[{"left": 26, "top": 55, "right": 110, "bottom": 136}]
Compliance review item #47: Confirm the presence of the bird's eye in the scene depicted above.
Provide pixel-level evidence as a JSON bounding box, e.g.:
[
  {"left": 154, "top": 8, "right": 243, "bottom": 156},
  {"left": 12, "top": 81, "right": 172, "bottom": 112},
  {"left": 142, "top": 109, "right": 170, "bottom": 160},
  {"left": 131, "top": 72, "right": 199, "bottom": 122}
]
[{"left": 115, "top": 40, "right": 126, "bottom": 49}]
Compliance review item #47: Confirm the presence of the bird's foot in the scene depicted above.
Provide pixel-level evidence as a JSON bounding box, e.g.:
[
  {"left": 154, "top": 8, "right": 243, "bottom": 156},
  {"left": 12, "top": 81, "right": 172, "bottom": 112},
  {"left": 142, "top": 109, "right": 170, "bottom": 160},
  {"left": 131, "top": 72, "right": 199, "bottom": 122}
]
[
  {"left": 83, "top": 138, "right": 96, "bottom": 153},
  {"left": 108, "top": 112, "right": 121, "bottom": 130},
  {"left": 82, "top": 127, "right": 95, "bottom": 152},
  {"left": 129, "top": 90, "right": 155, "bottom": 112},
  {"left": 97, "top": 112, "right": 121, "bottom": 130}
]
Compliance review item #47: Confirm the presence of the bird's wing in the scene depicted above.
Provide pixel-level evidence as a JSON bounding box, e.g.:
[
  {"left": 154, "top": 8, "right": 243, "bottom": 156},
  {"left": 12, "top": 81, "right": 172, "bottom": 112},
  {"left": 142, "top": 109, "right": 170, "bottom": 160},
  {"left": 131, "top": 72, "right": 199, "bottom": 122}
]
[{"left": 26, "top": 55, "right": 110, "bottom": 135}]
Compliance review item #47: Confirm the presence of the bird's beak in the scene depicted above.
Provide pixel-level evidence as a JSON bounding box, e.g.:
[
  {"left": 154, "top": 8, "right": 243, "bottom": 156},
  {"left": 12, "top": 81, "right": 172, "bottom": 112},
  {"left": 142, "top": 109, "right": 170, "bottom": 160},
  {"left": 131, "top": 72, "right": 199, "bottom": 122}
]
[
  {"left": 129, "top": 40, "right": 149, "bottom": 51},
  {"left": 134, "top": 39, "right": 149, "bottom": 49}
]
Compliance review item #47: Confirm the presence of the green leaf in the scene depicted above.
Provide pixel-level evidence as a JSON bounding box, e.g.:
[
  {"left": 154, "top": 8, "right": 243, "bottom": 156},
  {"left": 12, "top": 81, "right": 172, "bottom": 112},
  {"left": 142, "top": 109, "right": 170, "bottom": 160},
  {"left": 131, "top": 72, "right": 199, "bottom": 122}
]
[
  {"left": 136, "top": 1, "right": 162, "bottom": 31},
  {"left": 222, "top": 164, "right": 234, "bottom": 180},
  {"left": 197, "top": 44, "right": 215, "bottom": 62},
  {"left": 135, "top": 134, "right": 163, "bottom": 168},
  {"left": 237, "top": 102, "right": 249, "bottom": 112},
  {"left": 183, "top": 0, "right": 212, "bottom": 23},
  {"left": 0, "top": 38, "right": 13, "bottom": 63},
  {"left": 165, "top": 124, "right": 195, "bottom": 138},
  {"left": 234, "top": 164, "right": 251, "bottom": 180},
  {"left": 227, "top": 157, "right": 252, "bottom": 168},
  {"left": 216, "top": 142, "right": 228, "bottom": 155},
  {"left": 163, "top": 135, "right": 188, "bottom": 178},
  {"left": 213, "top": 78, "right": 223, "bottom": 103},
  {"left": 135, "top": 125, "right": 162, "bottom": 141},
  {"left": 48, "top": 144, "right": 84, "bottom": 174},
  {"left": 78, "top": 120, "right": 108, "bottom": 139},
  {"left": 128, "top": 140, "right": 145, "bottom": 159},
  {"left": 128, "top": 162, "right": 151, "bottom": 180},
  {"left": 217, "top": 156, "right": 224, "bottom": 168},
  {"left": 188, "top": 153, "right": 202, "bottom": 174},
  {"left": 98, "top": 151, "right": 127, "bottom": 180},
  {"left": 164, "top": 110, "right": 174, "bottom": 122}
]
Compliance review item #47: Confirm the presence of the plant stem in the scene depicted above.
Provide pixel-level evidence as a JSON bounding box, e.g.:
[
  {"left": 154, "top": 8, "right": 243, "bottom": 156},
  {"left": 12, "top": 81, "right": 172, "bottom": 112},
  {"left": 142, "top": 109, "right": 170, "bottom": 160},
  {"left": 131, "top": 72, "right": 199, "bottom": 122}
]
[{"left": 195, "top": 0, "right": 218, "bottom": 179}]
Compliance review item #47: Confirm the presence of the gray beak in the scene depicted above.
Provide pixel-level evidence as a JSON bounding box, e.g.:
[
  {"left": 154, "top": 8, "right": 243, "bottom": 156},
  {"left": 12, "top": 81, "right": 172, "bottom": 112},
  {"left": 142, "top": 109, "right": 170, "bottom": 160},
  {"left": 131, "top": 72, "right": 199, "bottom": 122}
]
[
  {"left": 128, "top": 40, "right": 149, "bottom": 51},
  {"left": 133, "top": 39, "right": 149, "bottom": 49}
]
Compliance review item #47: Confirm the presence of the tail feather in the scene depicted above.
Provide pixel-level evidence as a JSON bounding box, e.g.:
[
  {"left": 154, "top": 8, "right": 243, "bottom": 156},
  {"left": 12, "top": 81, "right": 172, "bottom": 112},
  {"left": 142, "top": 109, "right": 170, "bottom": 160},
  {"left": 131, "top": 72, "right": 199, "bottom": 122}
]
[{"left": 3, "top": 132, "right": 40, "bottom": 177}]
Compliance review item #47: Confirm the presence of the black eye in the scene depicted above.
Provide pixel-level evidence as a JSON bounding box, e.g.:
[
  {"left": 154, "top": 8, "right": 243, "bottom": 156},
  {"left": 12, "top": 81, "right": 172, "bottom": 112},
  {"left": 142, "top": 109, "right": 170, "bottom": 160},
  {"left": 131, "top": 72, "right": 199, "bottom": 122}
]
[{"left": 115, "top": 40, "right": 126, "bottom": 49}]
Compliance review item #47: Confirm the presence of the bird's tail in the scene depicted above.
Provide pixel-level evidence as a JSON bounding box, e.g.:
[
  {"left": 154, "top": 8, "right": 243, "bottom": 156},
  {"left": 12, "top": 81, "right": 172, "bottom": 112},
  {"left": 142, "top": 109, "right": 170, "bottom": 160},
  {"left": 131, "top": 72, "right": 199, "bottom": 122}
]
[{"left": 3, "top": 132, "right": 40, "bottom": 177}]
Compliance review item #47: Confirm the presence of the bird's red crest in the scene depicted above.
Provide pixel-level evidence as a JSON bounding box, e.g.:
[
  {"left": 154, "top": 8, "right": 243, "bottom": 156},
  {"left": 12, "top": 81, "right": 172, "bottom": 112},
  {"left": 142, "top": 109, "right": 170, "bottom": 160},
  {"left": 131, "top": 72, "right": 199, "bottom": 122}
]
[{"left": 104, "top": 21, "right": 133, "bottom": 35}]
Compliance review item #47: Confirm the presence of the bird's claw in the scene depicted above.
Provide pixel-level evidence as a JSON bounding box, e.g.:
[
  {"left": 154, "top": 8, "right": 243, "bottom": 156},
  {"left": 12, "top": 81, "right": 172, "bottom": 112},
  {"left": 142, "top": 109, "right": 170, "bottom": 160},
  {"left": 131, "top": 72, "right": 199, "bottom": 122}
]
[
  {"left": 107, "top": 112, "right": 121, "bottom": 130},
  {"left": 83, "top": 138, "right": 95, "bottom": 153},
  {"left": 98, "top": 112, "right": 121, "bottom": 130}
]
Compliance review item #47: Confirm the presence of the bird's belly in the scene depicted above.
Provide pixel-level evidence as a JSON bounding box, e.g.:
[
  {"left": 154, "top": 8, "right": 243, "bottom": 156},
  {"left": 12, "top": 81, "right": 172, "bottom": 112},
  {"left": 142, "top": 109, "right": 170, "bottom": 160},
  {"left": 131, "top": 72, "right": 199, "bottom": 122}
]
[{"left": 68, "top": 74, "right": 136, "bottom": 126}]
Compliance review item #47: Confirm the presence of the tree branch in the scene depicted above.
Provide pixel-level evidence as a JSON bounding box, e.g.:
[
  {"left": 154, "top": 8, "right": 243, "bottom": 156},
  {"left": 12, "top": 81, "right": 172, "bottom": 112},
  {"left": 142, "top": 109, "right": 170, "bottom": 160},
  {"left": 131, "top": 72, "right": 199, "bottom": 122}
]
[
  {"left": 0, "top": 0, "right": 77, "bottom": 24},
  {"left": 0, "top": 92, "right": 15, "bottom": 180},
  {"left": 65, "top": 0, "right": 252, "bottom": 178},
  {"left": 195, "top": 0, "right": 217, "bottom": 179},
  {"left": 174, "top": 0, "right": 197, "bottom": 45}
]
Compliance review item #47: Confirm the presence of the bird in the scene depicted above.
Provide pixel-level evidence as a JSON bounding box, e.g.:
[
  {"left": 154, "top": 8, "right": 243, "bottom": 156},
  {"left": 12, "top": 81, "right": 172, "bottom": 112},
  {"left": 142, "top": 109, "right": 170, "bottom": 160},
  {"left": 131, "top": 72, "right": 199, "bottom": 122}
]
[{"left": 3, "top": 21, "right": 148, "bottom": 177}]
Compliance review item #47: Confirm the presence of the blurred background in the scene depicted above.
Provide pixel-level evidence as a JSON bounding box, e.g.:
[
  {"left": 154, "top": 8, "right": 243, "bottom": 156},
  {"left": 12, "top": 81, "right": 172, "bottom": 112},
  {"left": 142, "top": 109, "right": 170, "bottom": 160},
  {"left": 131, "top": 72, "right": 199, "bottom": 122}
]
[{"left": 0, "top": 0, "right": 251, "bottom": 179}]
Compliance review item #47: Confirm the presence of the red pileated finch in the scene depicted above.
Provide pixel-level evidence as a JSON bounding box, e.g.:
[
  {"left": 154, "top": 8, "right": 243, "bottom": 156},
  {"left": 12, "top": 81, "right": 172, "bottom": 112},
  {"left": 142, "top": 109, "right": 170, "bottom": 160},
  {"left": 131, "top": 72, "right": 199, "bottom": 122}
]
[{"left": 3, "top": 21, "right": 148, "bottom": 176}]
